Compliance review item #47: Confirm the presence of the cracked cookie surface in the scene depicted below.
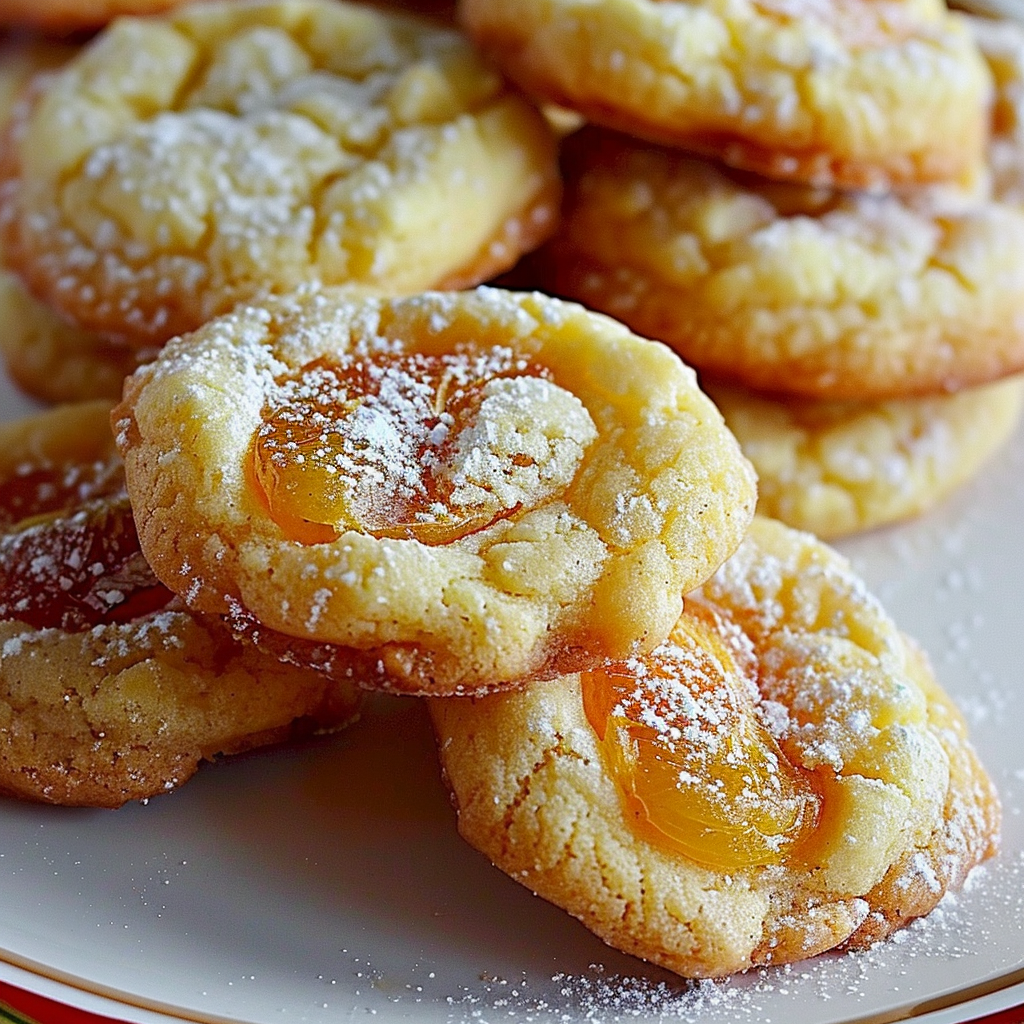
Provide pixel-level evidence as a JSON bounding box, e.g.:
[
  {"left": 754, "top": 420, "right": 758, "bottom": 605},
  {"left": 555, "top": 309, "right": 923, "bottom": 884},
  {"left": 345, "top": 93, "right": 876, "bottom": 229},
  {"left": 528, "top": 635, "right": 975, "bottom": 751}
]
[
  {"left": 429, "top": 517, "right": 999, "bottom": 977},
  {"left": 113, "top": 286, "right": 756, "bottom": 695},
  {"left": 458, "top": 0, "right": 991, "bottom": 189},
  {"left": 0, "top": 0, "right": 560, "bottom": 349},
  {"left": 0, "top": 401, "right": 362, "bottom": 808},
  {"left": 707, "top": 375, "right": 1024, "bottom": 538},
  {"left": 0, "top": 37, "right": 142, "bottom": 403},
  {"left": 544, "top": 128, "right": 1024, "bottom": 400}
]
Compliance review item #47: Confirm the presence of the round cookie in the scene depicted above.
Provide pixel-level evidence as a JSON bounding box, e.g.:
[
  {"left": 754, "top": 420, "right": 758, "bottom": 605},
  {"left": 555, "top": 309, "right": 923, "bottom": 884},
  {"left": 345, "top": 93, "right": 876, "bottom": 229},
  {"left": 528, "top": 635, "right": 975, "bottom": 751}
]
[
  {"left": 543, "top": 128, "right": 1024, "bottom": 400},
  {"left": 458, "top": 0, "right": 992, "bottom": 190},
  {"left": 0, "top": 401, "right": 363, "bottom": 808},
  {"left": 706, "top": 375, "right": 1024, "bottom": 538},
  {"left": 429, "top": 516, "right": 1000, "bottom": 978},
  {"left": 0, "top": 36, "right": 147, "bottom": 402},
  {"left": 0, "top": 0, "right": 560, "bottom": 349},
  {"left": 113, "top": 286, "right": 757, "bottom": 695}
]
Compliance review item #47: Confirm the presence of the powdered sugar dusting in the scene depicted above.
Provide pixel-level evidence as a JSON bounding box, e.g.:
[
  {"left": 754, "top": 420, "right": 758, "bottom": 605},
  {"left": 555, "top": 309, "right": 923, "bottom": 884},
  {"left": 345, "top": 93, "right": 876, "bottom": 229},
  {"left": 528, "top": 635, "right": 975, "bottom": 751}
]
[
  {"left": 291, "top": 846, "right": 1022, "bottom": 1024},
  {"left": 428, "top": 856, "right": 1024, "bottom": 1023},
  {"left": 593, "top": 610, "right": 813, "bottom": 862},
  {"left": 254, "top": 345, "right": 595, "bottom": 542}
]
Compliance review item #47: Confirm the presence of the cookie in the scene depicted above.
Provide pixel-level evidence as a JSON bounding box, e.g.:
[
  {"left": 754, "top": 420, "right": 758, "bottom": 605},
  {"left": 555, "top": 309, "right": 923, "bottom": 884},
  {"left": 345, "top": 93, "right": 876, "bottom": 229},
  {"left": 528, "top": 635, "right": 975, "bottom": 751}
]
[
  {"left": 458, "top": 0, "right": 992, "bottom": 190},
  {"left": 429, "top": 516, "right": 1000, "bottom": 978},
  {"left": 113, "top": 286, "right": 757, "bottom": 695},
  {"left": 0, "top": 0, "right": 560, "bottom": 349},
  {"left": 706, "top": 375, "right": 1024, "bottom": 538},
  {"left": 543, "top": 128, "right": 1024, "bottom": 400},
  {"left": 0, "top": 400, "right": 363, "bottom": 808}
]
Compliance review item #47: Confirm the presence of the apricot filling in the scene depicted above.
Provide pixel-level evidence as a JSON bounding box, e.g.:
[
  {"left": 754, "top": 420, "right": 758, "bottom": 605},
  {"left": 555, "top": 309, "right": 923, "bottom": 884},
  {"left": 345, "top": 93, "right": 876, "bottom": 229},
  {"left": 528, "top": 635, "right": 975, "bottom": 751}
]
[
  {"left": 582, "top": 601, "right": 818, "bottom": 871},
  {"left": 0, "top": 459, "right": 173, "bottom": 632},
  {"left": 252, "top": 347, "right": 596, "bottom": 545}
]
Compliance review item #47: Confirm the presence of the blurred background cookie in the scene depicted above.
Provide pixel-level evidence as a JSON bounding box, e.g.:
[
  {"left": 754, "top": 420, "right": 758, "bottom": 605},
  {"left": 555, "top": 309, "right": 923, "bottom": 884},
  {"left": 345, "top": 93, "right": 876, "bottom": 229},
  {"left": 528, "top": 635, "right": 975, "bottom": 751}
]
[
  {"left": 0, "top": 36, "right": 144, "bottom": 402},
  {"left": 0, "top": 401, "right": 363, "bottom": 808},
  {"left": 706, "top": 375, "right": 1024, "bottom": 538},
  {"left": 429, "top": 516, "right": 1000, "bottom": 977},
  {"left": 964, "top": 8, "right": 1024, "bottom": 202}
]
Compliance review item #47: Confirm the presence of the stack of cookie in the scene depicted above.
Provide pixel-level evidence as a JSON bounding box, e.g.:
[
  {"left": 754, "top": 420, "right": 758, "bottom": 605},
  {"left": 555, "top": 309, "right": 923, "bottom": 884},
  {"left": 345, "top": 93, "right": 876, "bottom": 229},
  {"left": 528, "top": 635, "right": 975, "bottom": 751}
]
[
  {"left": 0, "top": 0, "right": 561, "bottom": 802},
  {"left": 0, "top": 0, "right": 1004, "bottom": 982},
  {"left": 0, "top": 0, "right": 562, "bottom": 804},
  {"left": 0, "top": 399, "right": 366, "bottom": 807},
  {"left": 468, "top": 0, "right": 1024, "bottom": 538}
]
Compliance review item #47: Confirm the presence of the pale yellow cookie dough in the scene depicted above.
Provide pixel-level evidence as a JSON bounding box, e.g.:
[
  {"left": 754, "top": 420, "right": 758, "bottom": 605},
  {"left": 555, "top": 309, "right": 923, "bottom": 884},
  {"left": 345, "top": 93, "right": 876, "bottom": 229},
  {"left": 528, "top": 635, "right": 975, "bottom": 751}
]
[
  {"left": 0, "top": 0, "right": 560, "bottom": 348},
  {"left": 459, "top": 0, "right": 992, "bottom": 189},
  {"left": 0, "top": 37, "right": 147, "bottom": 402},
  {"left": 707, "top": 375, "right": 1024, "bottom": 538},
  {"left": 544, "top": 128, "right": 1024, "bottom": 399},
  {"left": 429, "top": 517, "right": 999, "bottom": 977},
  {"left": 113, "top": 286, "right": 757, "bottom": 695},
  {"left": 0, "top": 401, "right": 363, "bottom": 808}
]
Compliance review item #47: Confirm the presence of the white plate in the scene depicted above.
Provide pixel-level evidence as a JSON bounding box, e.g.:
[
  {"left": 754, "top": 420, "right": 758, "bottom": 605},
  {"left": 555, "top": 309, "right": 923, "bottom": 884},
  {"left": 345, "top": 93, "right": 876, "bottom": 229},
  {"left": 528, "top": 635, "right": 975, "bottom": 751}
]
[{"left": 1, "top": 367, "right": 1023, "bottom": 1024}]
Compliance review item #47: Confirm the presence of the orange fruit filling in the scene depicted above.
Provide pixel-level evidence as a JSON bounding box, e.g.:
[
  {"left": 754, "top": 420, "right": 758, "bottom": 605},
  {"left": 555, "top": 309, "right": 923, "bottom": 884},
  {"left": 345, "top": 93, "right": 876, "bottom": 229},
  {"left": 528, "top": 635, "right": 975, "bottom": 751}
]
[
  {"left": 582, "top": 601, "right": 818, "bottom": 870},
  {"left": 251, "top": 349, "right": 549, "bottom": 545},
  {"left": 0, "top": 459, "right": 173, "bottom": 632}
]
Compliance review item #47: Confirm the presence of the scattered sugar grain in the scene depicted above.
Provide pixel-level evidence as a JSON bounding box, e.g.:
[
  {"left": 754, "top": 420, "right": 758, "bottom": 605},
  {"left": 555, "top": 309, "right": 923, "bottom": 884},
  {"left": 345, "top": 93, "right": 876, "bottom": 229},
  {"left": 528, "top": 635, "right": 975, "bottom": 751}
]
[{"left": 425, "top": 851, "right": 1024, "bottom": 1024}]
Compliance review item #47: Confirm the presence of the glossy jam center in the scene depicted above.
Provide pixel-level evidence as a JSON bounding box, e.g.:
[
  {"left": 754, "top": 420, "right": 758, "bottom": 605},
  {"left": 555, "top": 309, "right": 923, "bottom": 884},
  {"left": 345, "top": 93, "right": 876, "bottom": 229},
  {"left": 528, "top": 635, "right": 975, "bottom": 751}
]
[
  {"left": 582, "top": 602, "right": 818, "bottom": 870},
  {"left": 0, "top": 459, "right": 173, "bottom": 632},
  {"left": 252, "top": 349, "right": 547, "bottom": 545}
]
